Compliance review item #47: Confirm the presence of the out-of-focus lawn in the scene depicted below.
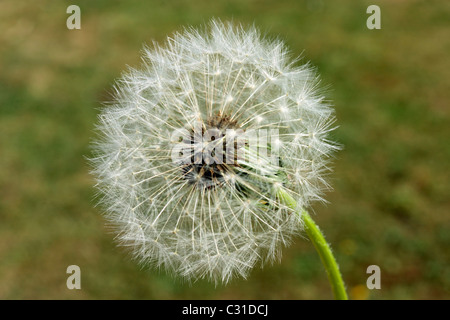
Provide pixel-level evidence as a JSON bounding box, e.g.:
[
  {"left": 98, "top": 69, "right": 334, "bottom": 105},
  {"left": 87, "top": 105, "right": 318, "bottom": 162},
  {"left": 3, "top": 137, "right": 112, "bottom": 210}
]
[{"left": 0, "top": 0, "right": 449, "bottom": 299}]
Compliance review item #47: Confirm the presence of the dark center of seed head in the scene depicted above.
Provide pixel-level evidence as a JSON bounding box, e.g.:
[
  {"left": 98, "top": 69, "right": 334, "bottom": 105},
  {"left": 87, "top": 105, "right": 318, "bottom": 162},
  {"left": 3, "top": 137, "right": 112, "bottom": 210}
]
[{"left": 180, "top": 114, "right": 244, "bottom": 190}]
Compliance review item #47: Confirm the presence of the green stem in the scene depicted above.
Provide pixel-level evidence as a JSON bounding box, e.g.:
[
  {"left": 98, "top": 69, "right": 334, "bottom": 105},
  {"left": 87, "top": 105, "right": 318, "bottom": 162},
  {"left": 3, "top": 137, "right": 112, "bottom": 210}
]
[{"left": 277, "top": 187, "right": 348, "bottom": 300}]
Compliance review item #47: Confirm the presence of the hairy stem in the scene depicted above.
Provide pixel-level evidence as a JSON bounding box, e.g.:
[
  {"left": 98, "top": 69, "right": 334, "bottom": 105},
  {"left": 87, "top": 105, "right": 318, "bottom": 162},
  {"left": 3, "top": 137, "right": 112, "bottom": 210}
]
[{"left": 277, "top": 187, "right": 348, "bottom": 300}]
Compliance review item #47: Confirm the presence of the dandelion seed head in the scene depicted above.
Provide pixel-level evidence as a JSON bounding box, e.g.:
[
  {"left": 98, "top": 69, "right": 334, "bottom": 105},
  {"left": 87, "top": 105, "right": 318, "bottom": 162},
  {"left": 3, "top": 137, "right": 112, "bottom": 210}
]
[{"left": 90, "top": 19, "right": 338, "bottom": 284}]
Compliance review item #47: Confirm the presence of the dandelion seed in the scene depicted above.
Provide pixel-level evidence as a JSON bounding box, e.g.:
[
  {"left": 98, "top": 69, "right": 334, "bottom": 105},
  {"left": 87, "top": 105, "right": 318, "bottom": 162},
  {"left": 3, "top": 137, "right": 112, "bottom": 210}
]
[{"left": 90, "top": 20, "right": 339, "bottom": 284}]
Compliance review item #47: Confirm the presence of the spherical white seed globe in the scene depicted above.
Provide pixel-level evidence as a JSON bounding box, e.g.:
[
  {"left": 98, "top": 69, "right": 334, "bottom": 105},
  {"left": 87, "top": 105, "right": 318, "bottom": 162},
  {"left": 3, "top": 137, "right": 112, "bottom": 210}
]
[{"left": 90, "top": 20, "right": 339, "bottom": 284}]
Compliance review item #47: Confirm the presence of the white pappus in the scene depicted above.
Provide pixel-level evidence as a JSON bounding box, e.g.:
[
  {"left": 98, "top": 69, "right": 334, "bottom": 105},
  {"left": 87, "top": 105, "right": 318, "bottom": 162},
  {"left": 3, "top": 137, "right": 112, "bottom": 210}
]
[{"left": 90, "top": 20, "right": 339, "bottom": 284}]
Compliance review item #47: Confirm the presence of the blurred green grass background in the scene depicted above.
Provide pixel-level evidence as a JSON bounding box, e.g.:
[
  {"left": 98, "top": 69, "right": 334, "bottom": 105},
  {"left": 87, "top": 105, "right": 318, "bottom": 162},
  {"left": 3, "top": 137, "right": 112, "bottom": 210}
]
[{"left": 1, "top": 0, "right": 449, "bottom": 299}]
